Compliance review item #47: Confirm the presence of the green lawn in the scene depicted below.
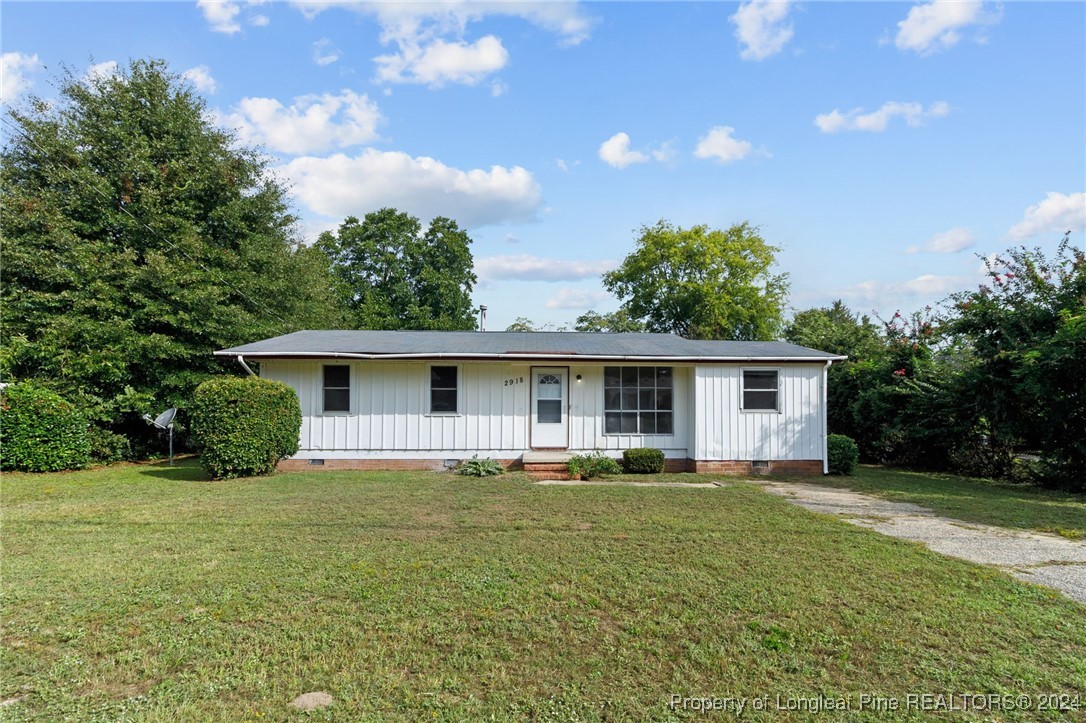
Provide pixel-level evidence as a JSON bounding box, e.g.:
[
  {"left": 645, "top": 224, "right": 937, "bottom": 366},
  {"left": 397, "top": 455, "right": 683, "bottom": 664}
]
[
  {"left": 814, "top": 466, "right": 1086, "bottom": 539},
  {"left": 3, "top": 461, "right": 1085, "bottom": 721}
]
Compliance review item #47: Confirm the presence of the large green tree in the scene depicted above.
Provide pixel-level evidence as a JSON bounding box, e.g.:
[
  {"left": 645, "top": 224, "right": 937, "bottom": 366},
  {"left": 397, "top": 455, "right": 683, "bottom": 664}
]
[
  {"left": 1, "top": 59, "right": 344, "bottom": 426},
  {"left": 316, "top": 209, "right": 478, "bottom": 330},
  {"left": 573, "top": 309, "right": 645, "bottom": 333},
  {"left": 602, "top": 220, "right": 789, "bottom": 340}
]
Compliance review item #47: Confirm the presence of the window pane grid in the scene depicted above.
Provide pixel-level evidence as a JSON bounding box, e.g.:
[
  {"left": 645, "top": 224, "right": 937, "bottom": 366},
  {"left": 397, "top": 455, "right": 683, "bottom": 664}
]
[
  {"left": 323, "top": 365, "right": 350, "bottom": 413},
  {"left": 604, "top": 366, "right": 674, "bottom": 435},
  {"left": 430, "top": 365, "right": 458, "bottom": 413},
  {"left": 742, "top": 370, "right": 779, "bottom": 411}
]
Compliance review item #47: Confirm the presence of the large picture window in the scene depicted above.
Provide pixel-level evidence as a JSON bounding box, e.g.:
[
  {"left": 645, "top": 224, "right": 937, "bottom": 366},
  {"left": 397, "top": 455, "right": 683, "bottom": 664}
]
[
  {"left": 604, "top": 366, "right": 673, "bottom": 434},
  {"left": 323, "top": 365, "right": 350, "bottom": 413},
  {"left": 430, "top": 365, "right": 458, "bottom": 413},
  {"left": 742, "top": 369, "right": 779, "bottom": 411}
]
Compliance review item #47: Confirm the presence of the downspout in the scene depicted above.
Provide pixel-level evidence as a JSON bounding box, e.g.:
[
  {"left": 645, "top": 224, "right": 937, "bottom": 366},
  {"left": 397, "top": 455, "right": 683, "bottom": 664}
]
[
  {"left": 822, "top": 359, "right": 831, "bottom": 474},
  {"left": 236, "top": 354, "right": 257, "bottom": 377}
]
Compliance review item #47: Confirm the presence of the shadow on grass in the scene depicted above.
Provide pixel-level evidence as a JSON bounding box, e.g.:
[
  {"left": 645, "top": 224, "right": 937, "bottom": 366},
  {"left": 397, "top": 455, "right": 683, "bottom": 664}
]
[{"left": 133, "top": 458, "right": 210, "bottom": 482}]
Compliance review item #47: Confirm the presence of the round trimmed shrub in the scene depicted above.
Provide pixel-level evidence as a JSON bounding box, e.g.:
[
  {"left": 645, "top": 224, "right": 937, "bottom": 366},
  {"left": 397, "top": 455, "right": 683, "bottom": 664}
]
[
  {"left": 0, "top": 382, "right": 90, "bottom": 472},
  {"left": 827, "top": 434, "right": 859, "bottom": 475},
  {"left": 190, "top": 376, "right": 301, "bottom": 479},
  {"left": 623, "top": 447, "right": 665, "bottom": 474}
]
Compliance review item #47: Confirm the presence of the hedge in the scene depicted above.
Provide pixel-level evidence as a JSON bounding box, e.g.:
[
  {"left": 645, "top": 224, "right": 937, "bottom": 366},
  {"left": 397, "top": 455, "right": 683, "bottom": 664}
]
[
  {"left": 0, "top": 382, "right": 91, "bottom": 472},
  {"left": 827, "top": 434, "right": 859, "bottom": 475},
  {"left": 623, "top": 447, "right": 665, "bottom": 474},
  {"left": 189, "top": 376, "right": 301, "bottom": 479}
]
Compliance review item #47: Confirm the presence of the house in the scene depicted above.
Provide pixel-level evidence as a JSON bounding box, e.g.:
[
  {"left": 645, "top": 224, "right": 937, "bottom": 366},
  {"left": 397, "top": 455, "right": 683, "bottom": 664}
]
[{"left": 215, "top": 331, "right": 846, "bottom": 474}]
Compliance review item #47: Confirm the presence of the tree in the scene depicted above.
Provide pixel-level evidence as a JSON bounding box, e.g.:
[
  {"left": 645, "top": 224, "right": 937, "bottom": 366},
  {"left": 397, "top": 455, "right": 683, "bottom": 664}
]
[
  {"left": 573, "top": 309, "right": 645, "bottom": 333},
  {"left": 943, "top": 238, "right": 1085, "bottom": 488},
  {"left": 784, "top": 301, "right": 883, "bottom": 360},
  {"left": 602, "top": 220, "right": 789, "bottom": 340},
  {"left": 505, "top": 317, "right": 538, "bottom": 332},
  {"left": 0, "top": 59, "right": 344, "bottom": 431}
]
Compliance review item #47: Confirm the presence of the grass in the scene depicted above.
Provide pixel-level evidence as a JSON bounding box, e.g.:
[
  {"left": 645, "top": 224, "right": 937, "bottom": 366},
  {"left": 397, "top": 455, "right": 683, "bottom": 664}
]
[
  {"left": 814, "top": 466, "right": 1086, "bottom": 539},
  {"left": 2, "top": 460, "right": 1085, "bottom": 721}
]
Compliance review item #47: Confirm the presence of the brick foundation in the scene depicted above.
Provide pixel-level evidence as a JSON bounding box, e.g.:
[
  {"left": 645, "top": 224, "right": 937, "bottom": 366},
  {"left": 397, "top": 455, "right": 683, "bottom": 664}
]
[
  {"left": 278, "top": 458, "right": 522, "bottom": 472},
  {"left": 688, "top": 459, "right": 823, "bottom": 475}
]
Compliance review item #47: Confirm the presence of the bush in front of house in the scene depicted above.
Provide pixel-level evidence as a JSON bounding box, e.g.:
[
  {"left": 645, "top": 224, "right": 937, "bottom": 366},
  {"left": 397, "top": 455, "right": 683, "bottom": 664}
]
[
  {"left": 568, "top": 451, "right": 622, "bottom": 480},
  {"left": 190, "top": 376, "right": 301, "bottom": 479},
  {"left": 458, "top": 455, "right": 503, "bottom": 477},
  {"left": 0, "top": 382, "right": 91, "bottom": 472},
  {"left": 827, "top": 434, "right": 859, "bottom": 475},
  {"left": 622, "top": 447, "right": 666, "bottom": 474}
]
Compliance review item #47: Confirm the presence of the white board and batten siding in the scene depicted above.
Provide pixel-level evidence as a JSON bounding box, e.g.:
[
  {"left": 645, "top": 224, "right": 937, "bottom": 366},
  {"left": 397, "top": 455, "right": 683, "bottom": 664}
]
[{"left": 692, "top": 364, "right": 825, "bottom": 461}]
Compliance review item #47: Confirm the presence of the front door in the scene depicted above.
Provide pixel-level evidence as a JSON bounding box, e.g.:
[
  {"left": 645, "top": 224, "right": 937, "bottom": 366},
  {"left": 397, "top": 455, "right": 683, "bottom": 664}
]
[{"left": 531, "top": 367, "right": 568, "bottom": 449}]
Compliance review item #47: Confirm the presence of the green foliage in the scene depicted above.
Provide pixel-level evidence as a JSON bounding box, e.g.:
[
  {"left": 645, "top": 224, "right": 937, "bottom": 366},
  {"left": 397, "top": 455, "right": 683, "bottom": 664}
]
[
  {"left": 189, "top": 376, "right": 301, "bottom": 479},
  {"left": 568, "top": 451, "right": 622, "bottom": 479},
  {"left": 785, "top": 301, "right": 884, "bottom": 360},
  {"left": 826, "top": 435, "right": 859, "bottom": 475},
  {"left": 317, "top": 209, "right": 478, "bottom": 331},
  {"left": 505, "top": 317, "right": 538, "bottom": 332},
  {"left": 622, "top": 447, "right": 665, "bottom": 474},
  {"left": 0, "top": 59, "right": 344, "bottom": 432},
  {"left": 944, "top": 239, "right": 1086, "bottom": 490},
  {"left": 573, "top": 309, "right": 645, "bottom": 333},
  {"left": 457, "top": 455, "right": 504, "bottom": 477},
  {"left": 602, "top": 220, "right": 789, "bottom": 340},
  {"left": 0, "top": 382, "right": 90, "bottom": 472},
  {"left": 87, "top": 426, "right": 133, "bottom": 464}
]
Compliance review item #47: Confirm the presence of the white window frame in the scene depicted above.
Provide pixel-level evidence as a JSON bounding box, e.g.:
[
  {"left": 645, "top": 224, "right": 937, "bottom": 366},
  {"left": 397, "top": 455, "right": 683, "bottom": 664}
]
[
  {"left": 321, "top": 363, "right": 352, "bottom": 415},
  {"left": 426, "top": 362, "right": 462, "bottom": 416},
  {"left": 740, "top": 367, "right": 781, "bottom": 413},
  {"left": 601, "top": 365, "right": 676, "bottom": 436}
]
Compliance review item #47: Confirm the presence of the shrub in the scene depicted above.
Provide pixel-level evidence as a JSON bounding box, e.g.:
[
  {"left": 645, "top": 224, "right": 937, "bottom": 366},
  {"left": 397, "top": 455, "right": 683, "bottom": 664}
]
[
  {"left": 568, "top": 451, "right": 622, "bottom": 480},
  {"left": 458, "top": 455, "right": 503, "bottom": 477},
  {"left": 87, "top": 426, "right": 133, "bottom": 464},
  {"left": 622, "top": 448, "right": 665, "bottom": 474},
  {"left": 189, "top": 376, "right": 301, "bottom": 479},
  {"left": 827, "top": 434, "right": 859, "bottom": 475},
  {"left": 0, "top": 382, "right": 90, "bottom": 472}
]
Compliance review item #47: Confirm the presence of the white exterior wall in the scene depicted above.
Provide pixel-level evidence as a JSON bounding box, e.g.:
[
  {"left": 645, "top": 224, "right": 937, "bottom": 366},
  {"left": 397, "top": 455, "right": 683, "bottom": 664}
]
[
  {"left": 692, "top": 364, "right": 825, "bottom": 461},
  {"left": 261, "top": 360, "right": 825, "bottom": 462}
]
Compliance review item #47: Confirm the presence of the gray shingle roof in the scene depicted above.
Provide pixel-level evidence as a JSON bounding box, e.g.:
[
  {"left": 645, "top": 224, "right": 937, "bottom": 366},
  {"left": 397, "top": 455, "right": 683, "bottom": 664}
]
[{"left": 216, "top": 331, "right": 844, "bottom": 361}]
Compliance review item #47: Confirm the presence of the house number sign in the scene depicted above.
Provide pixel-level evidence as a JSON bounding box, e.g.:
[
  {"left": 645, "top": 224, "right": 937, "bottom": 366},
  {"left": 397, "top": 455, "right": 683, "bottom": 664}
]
[{"left": 503, "top": 377, "right": 525, "bottom": 387}]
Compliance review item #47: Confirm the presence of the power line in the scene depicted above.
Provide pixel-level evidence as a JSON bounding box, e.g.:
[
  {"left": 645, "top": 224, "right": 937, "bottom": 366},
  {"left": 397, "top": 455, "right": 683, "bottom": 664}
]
[{"left": 0, "top": 113, "right": 291, "bottom": 325}]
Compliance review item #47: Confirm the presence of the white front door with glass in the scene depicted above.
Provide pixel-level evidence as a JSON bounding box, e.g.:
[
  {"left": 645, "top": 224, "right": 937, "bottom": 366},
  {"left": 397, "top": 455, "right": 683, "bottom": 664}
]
[{"left": 531, "top": 367, "right": 568, "bottom": 448}]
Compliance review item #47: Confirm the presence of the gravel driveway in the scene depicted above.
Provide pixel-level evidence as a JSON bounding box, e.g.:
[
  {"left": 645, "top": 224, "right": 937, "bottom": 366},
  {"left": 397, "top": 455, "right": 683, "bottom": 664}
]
[{"left": 755, "top": 480, "right": 1086, "bottom": 605}]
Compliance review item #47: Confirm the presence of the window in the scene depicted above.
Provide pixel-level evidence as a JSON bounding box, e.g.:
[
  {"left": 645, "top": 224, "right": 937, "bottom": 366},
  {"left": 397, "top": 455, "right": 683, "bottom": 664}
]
[
  {"left": 742, "top": 369, "right": 779, "bottom": 411},
  {"left": 537, "top": 373, "right": 562, "bottom": 423},
  {"left": 604, "top": 366, "right": 673, "bottom": 434},
  {"left": 323, "top": 365, "right": 350, "bottom": 413},
  {"left": 430, "top": 365, "right": 458, "bottom": 413}
]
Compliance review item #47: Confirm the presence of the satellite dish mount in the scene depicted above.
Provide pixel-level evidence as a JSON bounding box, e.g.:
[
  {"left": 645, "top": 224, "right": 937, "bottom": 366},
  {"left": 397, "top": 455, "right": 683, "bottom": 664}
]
[{"left": 141, "top": 407, "right": 178, "bottom": 466}]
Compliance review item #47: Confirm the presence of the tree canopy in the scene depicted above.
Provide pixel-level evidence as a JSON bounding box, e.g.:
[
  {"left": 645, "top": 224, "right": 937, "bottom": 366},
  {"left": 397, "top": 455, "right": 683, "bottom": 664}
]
[
  {"left": 602, "top": 220, "right": 789, "bottom": 340},
  {"left": 0, "top": 59, "right": 343, "bottom": 426},
  {"left": 316, "top": 209, "right": 478, "bottom": 331},
  {"left": 573, "top": 309, "right": 645, "bottom": 333},
  {"left": 784, "top": 300, "right": 883, "bottom": 360}
]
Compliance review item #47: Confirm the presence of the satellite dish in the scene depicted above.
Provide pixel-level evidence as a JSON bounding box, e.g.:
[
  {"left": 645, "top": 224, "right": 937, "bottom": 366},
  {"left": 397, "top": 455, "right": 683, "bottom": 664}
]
[{"left": 152, "top": 408, "right": 177, "bottom": 429}]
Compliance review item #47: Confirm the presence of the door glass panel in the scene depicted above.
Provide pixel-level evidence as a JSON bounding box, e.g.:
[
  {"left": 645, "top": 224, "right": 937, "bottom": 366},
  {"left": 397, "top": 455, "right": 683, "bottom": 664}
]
[{"left": 538, "top": 399, "right": 561, "bottom": 423}]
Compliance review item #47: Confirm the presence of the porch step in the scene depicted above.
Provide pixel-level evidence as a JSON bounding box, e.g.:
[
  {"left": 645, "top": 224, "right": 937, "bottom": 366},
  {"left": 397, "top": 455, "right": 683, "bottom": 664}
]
[
  {"left": 521, "top": 451, "right": 574, "bottom": 464},
  {"left": 522, "top": 451, "right": 575, "bottom": 480}
]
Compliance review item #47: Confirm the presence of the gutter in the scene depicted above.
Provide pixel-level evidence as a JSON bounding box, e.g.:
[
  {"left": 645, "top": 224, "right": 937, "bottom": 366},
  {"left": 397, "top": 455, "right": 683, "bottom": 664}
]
[
  {"left": 822, "top": 359, "right": 832, "bottom": 475},
  {"left": 235, "top": 354, "right": 257, "bottom": 377},
  {"left": 214, "top": 350, "right": 849, "bottom": 364}
]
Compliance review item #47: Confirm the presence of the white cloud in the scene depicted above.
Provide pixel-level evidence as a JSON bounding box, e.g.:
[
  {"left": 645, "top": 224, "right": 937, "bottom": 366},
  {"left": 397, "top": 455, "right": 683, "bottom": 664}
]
[
  {"left": 278, "top": 150, "right": 543, "bottom": 229},
  {"left": 1, "top": 52, "right": 40, "bottom": 103},
  {"left": 376, "top": 35, "right": 508, "bottom": 87},
  {"left": 250, "top": 13, "right": 269, "bottom": 27},
  {"left": 598, "top": 132, "right": 648, "bottom": 169},
  {"left": 313, "top": 38, "right": 342, "bottom": 66},
  {"left": 731, "top": 0, "right": 794, "bottom": 61},
  {"left": 84, "top": 60, "right": 119, "bottom": 84},
  {"left": 475, "top": 255, "right": 616, "bottom": 282},
  {"left": 693, "top": 126, "right": 754, "bottom": 163},
  {"left": 197, "top": 0, "right": 241, "bottom": 34},
  {"left": 182, "top": 65, "right": 218, "bottom": 94},
  {"left": 221, "top": 90, "right": 383, "bottom": 155},
  {"left": 545, "top": 288, "right": 611, "bottom": 309},
  {"left": 815, "top": 100, "right": 949, "bottom": 133},
  {"left": 651, "top": 139, "right": 678, "bottom": 163},
  {"left": 895, "top": 0, "right": 1001, "bottom": 55},
  {"left": 907, "top": 227, "right": 975, "bottom": 254},
  {"left": 1007, "top": 192, "right": 1086, "bottom": 241},
  {"left": 490, "top": 79, "right": 508, "bottom": 97},
  {"left": 835, "top": 274, "right": 968, "bottom": 308}
]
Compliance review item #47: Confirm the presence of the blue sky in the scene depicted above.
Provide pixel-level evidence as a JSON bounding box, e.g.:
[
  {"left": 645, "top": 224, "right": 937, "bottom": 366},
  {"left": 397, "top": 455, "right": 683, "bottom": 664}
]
[{"left": 3, "top": 1, "right": 1084, "bottom": 330}]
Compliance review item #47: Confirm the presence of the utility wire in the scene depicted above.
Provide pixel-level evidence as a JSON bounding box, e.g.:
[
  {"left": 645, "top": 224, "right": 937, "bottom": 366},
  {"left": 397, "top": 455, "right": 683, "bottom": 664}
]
[{"left": 0, "top": 114, "right": 290, "bottom": 327}]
